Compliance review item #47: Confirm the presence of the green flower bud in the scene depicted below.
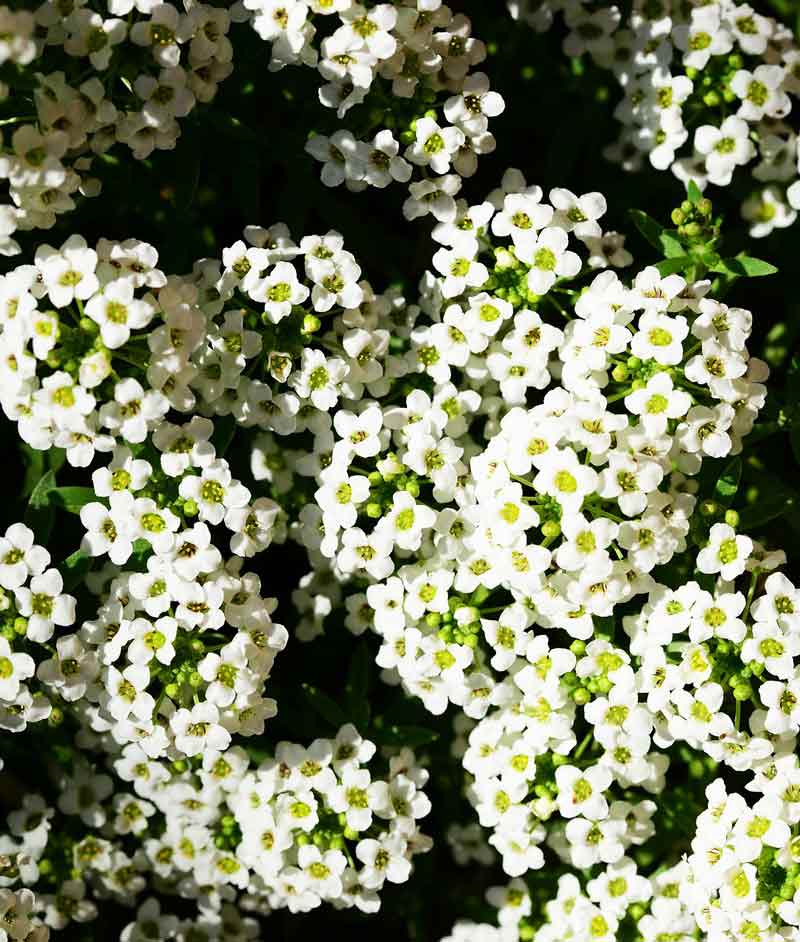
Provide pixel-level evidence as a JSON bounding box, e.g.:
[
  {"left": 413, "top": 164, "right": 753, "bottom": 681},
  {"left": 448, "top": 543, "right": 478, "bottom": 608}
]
[
  {"left": 48, "top": 707, "right": 64, "bottom": 727},
  {"left": 188, "top": 671, "right": 203, "bottom": 689},
  {"left": 183, "top": 499, "right": 199, "bottom": 517},
  {"left": 724, "top": 509, "right": 739, "bottom": 527},
  {"left": 733, "top": 683, "right": 752, "bottom": 701},
  {"left": 688, "top": 758, "right": 706, "bottom": 779},
  {"left": 572, "top": 687, "right": 591, "bottom": 705},
  {"left": 541, "top": 520, "right": 561, "bottom": 540},
  {"left": 366, "top": 502, "right": 383, "bottom": 519},
  {"left": 611, "top": 364, "right": 628, "bottom": 382},
  {"left": 302, "top": 314, "right": 321, "bottom": 334}
]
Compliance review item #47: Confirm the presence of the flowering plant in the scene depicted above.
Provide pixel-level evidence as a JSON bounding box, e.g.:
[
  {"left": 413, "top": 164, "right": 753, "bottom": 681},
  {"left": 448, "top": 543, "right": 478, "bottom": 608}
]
[{"left": 1, "top": 3, "right": 800, "bottom": 942}]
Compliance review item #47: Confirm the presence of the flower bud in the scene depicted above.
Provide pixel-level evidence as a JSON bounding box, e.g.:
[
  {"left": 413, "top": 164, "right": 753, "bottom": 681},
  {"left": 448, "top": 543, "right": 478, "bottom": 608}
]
[
  {"left": 541, "top": 520, "right": 561, "bottom": 539},
  {"left": 302, "top": 314, "right": 321, "bottom": 334}
]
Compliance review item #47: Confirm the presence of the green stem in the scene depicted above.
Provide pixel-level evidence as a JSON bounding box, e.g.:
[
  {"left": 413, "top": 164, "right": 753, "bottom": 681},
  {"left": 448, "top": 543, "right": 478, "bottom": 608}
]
[{"left": 573, "top": 731, "right": 594, "bottom": 761}]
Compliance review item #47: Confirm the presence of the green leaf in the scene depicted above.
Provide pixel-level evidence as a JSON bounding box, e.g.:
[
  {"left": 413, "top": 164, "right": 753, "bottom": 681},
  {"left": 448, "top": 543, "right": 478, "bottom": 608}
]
[
  {"left": 629, "top": 209, "right": 665, "bottom": 253},
  {"left": 61, "top": 550, "right": 91, "bottom": 592},
  {"left": 711, "top": 256, "right": 778, "bottom": 278},
  {"left": 739, "top": 489, "right": 799, "bottom": 530},
  {"left": 48, "top": 448, "right": 66, "bottom": 474},
  {"left": 345, "top": 641, "right": 371, "bottom": 729},
  {"left": 715, "top": 457, "right": 741, "bottom": 505},
  {"left": 20, "top": 446, "right": 45, "bottom": 498},
  {"left": 24, "top": 469, "right": 57, "bottom": 542},
  {"left": 686, "top": 179, "right": 702, "bottom": 205},
  {"left": 790, "top": 355, "right": 800, "bottom": 404},
  {"left": 655, "top": 256, "right": 692, "bottom": 276},
  {"left": 301, "top": 684, "right": 347, "bottom": 728},
  {"left": 51, "top": 487, "right": 97, "bottom": 514},
  {"left": 26, "top": 470, "right": 56, "bottom": 512},
  {"left": 659, "top": 231, "right": 684, "bottom": 258},
  {"left": 372, "top": 725, "right": 439, "bottom": 749},
  {"left": 629, "top": 210, "right": 686, "bottom": 259}
]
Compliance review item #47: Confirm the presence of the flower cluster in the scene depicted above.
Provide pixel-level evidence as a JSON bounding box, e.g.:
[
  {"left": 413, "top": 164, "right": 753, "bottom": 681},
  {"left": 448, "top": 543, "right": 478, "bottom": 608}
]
[
  {"left": 1, "top": 728, "right": 430, "bottom": 928},
  {"left": 0, "top": 170, "right": 796, "bottom": 942},
  {"left": 0, "top": 223, "right": 437, "bottom": 928},
  {"left": 0, "top": 0, "right": 234, "bottom": 255},
  {"left": 236, "top": 170, "right": 800, "bottom": 939},
  {"left": 509, "top": 0, "right": 800, "bottom": 237},
  {"left": 242, "top": 1, "right": 506, "bottom": 199},
  {"left": 0, "top": 887, "right": 50, "bottom": 942}
]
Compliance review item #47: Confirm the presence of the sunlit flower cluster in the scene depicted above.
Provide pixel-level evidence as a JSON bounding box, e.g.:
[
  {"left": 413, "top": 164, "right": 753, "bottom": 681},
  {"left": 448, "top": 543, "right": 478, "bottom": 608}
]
[
  {"left": 242, "top": 1, "right": 507, "bottom": 197},
  {"left": 0, "top": 1, "right": 234, "bottom": 255},
  {"left": 509, "top": 0, "right": 800, "bottom": 237}
]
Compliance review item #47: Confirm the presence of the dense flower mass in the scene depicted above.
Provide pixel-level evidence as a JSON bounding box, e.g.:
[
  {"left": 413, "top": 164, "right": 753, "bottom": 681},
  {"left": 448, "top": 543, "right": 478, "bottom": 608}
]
[
  {"left": 510, "top": 0, "right": 800, "bottom": 237},
  {"left": 0, "top": 0, "right": 503, "bottom": 256},
  {"left": 0, "top": 1, "right": 235, "bottom": 256},
  {"left": 1, "top": 2, "right": 799, "bottom": 940},
  {"left": 286, "top": 0, "right": 506, "bottom": 199}
]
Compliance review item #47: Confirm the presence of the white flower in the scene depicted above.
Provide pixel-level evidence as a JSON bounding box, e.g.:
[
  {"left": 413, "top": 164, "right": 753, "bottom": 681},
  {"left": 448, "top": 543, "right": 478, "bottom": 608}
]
[
  {"left": 0, "top": 636, "right": 34, "bottom": 702},
  {"left": 555, "top": 764, "right": 612, "bottom": 820},
  {"left": 171, "top": 701, "right": 231, "bottom": 756},
  {"left": 179, "top": 460, "right": 251, "bottom": 526},
  {"left": 697, "top": 523, "right": 753, "bottom": 581},
  {"left": 289, "top": 348, "right": 348, "bottom": 410},
  {"left": 549, "top": 188, "right": 607, "bottom": 239},
  {"left": 518, "top": 227, "right": 581, "bottom": 295},
  {"left": 444, "top": 72, "right": 505, "bottom": 135},
  {"left": 406, "top": 117, "right": 465, "bottom": 175},
  {"left": 14, "top": 569, "right": 76, "bottom": 643},
  {"left": 694, "top": 116, "right": 756, "bottom": 186},
  {"left": 80, "top": 493, "right": 136, "bottom": 565},
  {"left": 250, "top": 261, "right": 309, "bottom": 323},
  {"left": 35, "top": 235, "right": 99, "bottom": 308},
  {"left": 0, "top": 523, "right": 49, "bottom": 590}
]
